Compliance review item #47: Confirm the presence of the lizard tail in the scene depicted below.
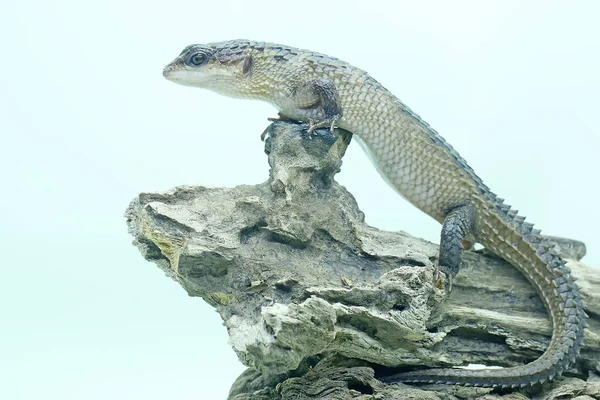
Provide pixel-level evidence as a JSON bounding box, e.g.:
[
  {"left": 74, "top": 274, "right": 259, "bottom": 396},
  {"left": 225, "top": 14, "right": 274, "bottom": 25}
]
[{"left": 383, "top": 203, "right": 587, "bottom": 388}]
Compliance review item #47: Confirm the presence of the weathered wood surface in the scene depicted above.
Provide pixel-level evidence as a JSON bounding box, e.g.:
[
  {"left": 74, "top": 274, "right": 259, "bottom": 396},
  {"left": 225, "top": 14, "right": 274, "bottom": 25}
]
[{"left": 126, "top": 122, "right": 600, "bottom": 399}]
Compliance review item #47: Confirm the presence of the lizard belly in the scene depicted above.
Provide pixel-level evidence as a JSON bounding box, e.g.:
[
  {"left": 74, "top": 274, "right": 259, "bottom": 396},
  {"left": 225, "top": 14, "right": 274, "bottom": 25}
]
[
  {"left": 340, "top": 119, "right": 471, "bottom": 223},
  {"left": 351, "top": 134, "right": 412, "bottom": 201}
]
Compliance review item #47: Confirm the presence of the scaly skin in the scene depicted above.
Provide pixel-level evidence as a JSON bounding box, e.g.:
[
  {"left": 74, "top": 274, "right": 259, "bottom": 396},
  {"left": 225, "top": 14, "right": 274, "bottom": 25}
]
[{"left": 163, "top": 40, "right": 587, "bottom": 388}]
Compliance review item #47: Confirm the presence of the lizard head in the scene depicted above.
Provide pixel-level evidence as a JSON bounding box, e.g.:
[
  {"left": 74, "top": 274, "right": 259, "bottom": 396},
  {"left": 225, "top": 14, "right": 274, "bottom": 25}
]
[{"left": 163, "top": 41, "right": 253, "bottom": 98}]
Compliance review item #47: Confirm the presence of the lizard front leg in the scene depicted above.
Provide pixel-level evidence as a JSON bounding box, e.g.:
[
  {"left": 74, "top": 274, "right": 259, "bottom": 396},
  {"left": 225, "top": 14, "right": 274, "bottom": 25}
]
[
  {"left": 262, "top": 79, "right": 342, "bottom": 141},
  {"left": 288, "top": 78, "right": 343, "bottom": 136}
]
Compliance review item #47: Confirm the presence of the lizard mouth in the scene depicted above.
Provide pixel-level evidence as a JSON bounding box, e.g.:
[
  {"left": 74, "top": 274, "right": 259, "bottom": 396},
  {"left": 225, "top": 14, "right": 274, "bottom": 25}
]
[{"left": 162, "top": 64, "right": 211, "bottom": 87}]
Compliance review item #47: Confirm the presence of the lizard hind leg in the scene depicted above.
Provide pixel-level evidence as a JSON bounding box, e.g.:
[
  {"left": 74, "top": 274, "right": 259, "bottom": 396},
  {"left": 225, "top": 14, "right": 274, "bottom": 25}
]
[{"left": 436, "top": 205, "right": 477, "bottom": 291}]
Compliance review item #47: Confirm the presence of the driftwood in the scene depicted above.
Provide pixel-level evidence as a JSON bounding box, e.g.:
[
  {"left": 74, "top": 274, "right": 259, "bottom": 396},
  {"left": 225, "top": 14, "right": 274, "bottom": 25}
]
[{"left": 126, "top": 121, "right": 600, "bottom": 399}]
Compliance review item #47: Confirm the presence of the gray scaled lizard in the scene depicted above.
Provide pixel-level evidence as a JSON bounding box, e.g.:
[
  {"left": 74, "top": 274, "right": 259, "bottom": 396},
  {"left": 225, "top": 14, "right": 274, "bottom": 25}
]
[{"left": 162, "top": 39, "right": 587, "bottom": 388}]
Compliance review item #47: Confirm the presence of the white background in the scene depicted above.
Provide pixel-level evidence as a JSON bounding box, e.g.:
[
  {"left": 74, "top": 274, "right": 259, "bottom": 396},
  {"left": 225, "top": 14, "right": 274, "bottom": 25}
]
[{"left": 1, "top": 1, "right": 598, "bottom": 399}]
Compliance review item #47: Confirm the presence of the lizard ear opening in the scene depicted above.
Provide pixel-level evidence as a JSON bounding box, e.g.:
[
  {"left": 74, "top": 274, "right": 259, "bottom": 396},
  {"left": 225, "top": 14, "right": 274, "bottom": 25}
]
[{"left": 242, "top": 55, "right": 253, "bottom": 76}]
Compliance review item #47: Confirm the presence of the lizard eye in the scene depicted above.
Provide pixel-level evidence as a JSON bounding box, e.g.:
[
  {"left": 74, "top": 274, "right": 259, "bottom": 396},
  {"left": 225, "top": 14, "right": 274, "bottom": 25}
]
[{"left": 187, "top": 52, "right": 209, "bottom": 66}]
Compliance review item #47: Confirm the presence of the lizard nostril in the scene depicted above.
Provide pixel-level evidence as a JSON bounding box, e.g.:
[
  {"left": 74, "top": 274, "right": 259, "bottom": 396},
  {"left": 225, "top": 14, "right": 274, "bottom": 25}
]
[{"left": 163, "top": 65, "right": 173, "bottom": 78}]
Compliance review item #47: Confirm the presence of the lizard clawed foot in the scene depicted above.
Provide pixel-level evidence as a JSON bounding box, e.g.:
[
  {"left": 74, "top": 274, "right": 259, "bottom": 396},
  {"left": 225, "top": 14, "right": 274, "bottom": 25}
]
[
  {"left": 434, "top": 265, "right": 453, "bottom": 293},
  {"left": 260, "top": 113, "right": 341, "bottom": 141},
  {"left": 267, "top": 113, "right": 294, "bottom": 123},
  {"left": 261, "top": 113, "right": 295, "bottom": 141},
  {"left": 306, "top": 115, "right": 341, "bottom": 137}
]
